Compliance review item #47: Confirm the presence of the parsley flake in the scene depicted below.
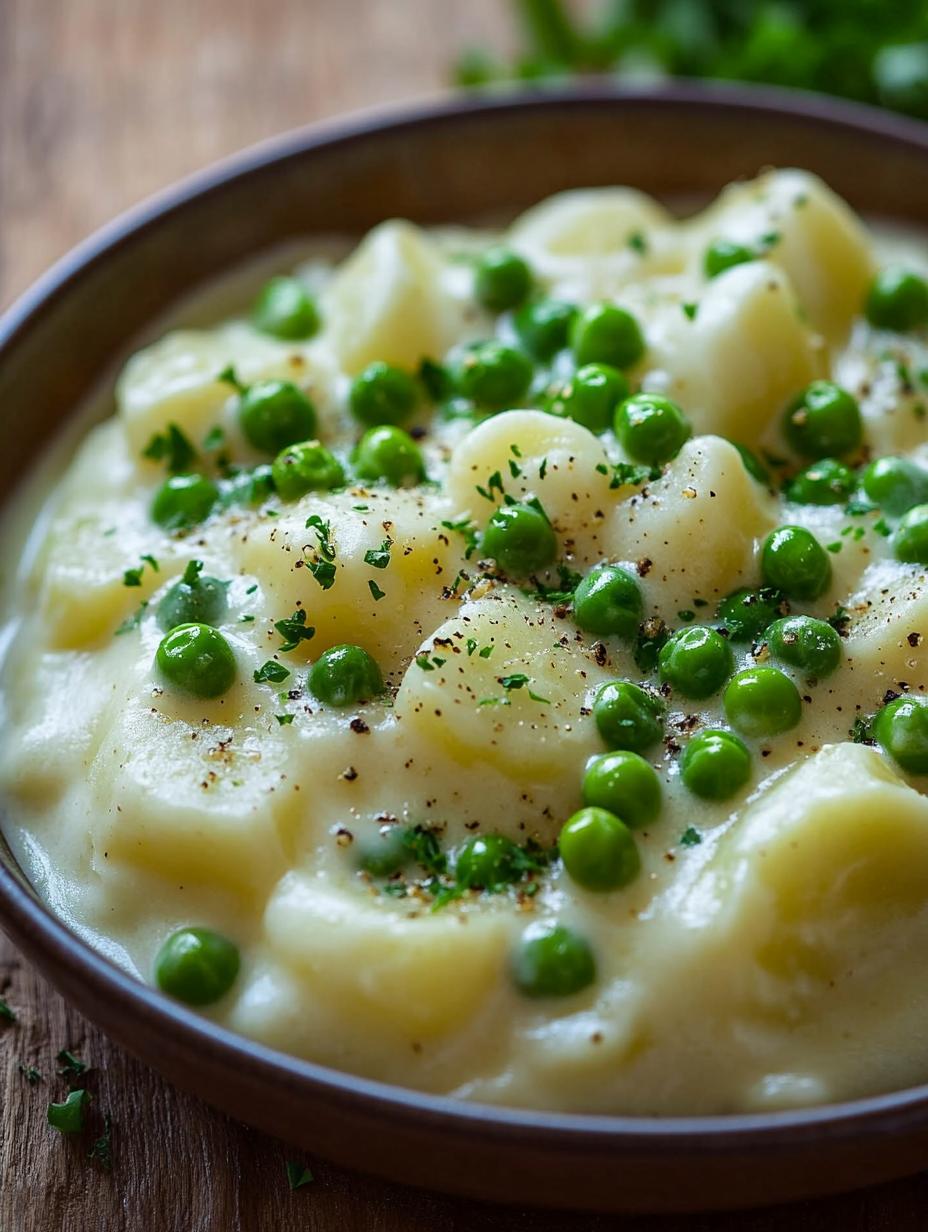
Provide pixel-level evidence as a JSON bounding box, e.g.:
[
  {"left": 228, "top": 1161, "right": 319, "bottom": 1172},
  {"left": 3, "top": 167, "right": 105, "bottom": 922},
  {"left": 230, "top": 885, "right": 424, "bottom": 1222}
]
[
  {"left": 142, "top": 423, "right": 197, "bottom": 473},
  {"left": 0, "top": 997, "right": 16, "bottom": 1023},
  {"left": 368, "top": 580, "right": 386, "bottom": 602},
  {"left": 114, "top": 601, "right": 149, "bottom": 635},
  {"left": 680, "top": 826, "right": 703, "bottom": 848},
  {"left": 441, "top": 517, "right": 479, "bottom": 560},
  {"left": 57, "top": 1049, "right": 88, "bottom": 1082},
  {"left": 286, "top": 1160, "right": 315, "bottom": 1191},
  {"left": 275, "top": 714, "right": 295, "bottom": 726},
  {"left": 274, "top": 609, "right": 316, "bottom": 652},
  {"left": 254, "top": 660, "right": 291, "bottom": 684},
  {"left": 87, "top": 1114, "right": 114, "bottom": 1170},
  {"left": 47, "top": 1089, "right": 90, "bottom": 1135},
  {"left": 363, "top": 539, "right": 392, "bottom": 569},
  {"left": 475, "top": 470, "right": 505, "bottom": 502}
]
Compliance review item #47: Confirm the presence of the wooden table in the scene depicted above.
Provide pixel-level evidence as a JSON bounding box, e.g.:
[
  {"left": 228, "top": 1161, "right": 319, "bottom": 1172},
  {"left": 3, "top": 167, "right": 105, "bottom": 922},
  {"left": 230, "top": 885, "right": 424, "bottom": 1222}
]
[{"left": 1, "top": 3, "right": 927, "bottom": 1227}]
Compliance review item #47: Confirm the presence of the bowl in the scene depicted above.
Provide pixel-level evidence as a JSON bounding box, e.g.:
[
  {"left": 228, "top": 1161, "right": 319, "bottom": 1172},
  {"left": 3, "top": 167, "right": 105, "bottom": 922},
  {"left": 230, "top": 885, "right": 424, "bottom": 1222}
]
[{"left": 2, "top": 83, "right": 928, "bottom": 1214}]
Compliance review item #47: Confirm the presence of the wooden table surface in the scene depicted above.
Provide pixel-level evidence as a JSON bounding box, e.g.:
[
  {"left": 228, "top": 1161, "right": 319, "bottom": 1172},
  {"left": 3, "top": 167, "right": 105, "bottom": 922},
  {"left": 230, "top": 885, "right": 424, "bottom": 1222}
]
[{"left": 2, "top": 2, "right": 928, "bottom": 1228}]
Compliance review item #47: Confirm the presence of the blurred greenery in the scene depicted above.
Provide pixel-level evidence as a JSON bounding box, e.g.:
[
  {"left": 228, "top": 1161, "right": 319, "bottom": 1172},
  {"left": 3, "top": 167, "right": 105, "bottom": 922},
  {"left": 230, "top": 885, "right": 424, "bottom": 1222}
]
[{"left": 454, "top": 0, "right": 928, "bottom": 120}]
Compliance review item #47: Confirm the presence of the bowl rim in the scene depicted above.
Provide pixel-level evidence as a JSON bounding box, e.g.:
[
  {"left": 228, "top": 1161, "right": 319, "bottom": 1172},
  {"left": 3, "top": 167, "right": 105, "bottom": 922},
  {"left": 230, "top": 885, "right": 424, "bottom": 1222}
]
[{"left": 3, "top": 79, "right": 928, "bottom": 1151}]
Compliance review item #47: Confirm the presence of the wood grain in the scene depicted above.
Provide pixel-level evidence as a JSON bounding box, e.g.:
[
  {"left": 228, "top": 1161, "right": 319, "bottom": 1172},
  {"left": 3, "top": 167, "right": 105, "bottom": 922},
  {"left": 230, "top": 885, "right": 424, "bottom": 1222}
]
[{"left": 2, "top": 2, "right": 928, "bottom": 1227}]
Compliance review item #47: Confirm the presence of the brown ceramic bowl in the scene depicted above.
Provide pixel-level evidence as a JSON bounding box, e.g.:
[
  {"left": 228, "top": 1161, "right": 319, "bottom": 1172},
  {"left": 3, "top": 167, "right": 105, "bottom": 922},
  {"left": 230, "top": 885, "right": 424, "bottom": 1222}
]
[{"left": 2, "top": 84, "right": 928, "bottom": 1214}]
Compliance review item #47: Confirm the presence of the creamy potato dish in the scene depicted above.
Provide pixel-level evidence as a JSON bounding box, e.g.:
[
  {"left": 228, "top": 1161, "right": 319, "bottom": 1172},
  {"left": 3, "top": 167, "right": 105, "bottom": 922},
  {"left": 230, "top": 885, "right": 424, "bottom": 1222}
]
[{"left": 3, "top": 169, "right": 928, "bottom": 1115}]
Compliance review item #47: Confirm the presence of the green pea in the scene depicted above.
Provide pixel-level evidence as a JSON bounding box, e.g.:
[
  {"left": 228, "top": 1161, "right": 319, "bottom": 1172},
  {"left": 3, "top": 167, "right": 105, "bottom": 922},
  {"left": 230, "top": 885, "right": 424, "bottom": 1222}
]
[
  {"left": 716, "top": 587, "right": 787, "bottom": 643},
  {"left": 873, "top": 695, "right": 928, "bottom": 774},
  {"left": 474, "top": 246, "right": 533, "bottom": 312},
  {"left": 723, "top": 667, "right": 802, "bottom": 738},
  {"left": 238, "top": 380, "right": 317, "bottom": 455},
  {"left": 559, "top": 807, "right": 639, "bottom": 892},
  {"left": 152, "top": 473, "right": 219, "bottom": 531},
  {"left": 511, "top": 922, "right": 596, "bottom": 998},
  {"left": 357, "top": 825, "right": 411, "bottom": 877},
  {"left": 581, "top": 750, "right": 660, "bottom": 828},
  {"left": 893, "top": 504, "right": 928, "bottom": 565},
  {"left": 308, "top": 644, "right": 383, "bottom": 707},
  {"left": 593, "top": 680, "right": 664, "bottom": 752},
  {"left": 349, "top": 361, "right": 419, "bottom": 427},
  {"left": 658, "top": 625, "right": 733, "bottom": 699},
  {"left": 572, "top": 564, "right": 641, "bottom": 639},
  {"left": 271, "top": 440, "right": 344, "bottom": 499},
  {"left": 454, "top": 835, "right": 521, "bottom": 890},
  {"left": 614, "top": 393, "right": 691, "bottom": 466},
  {"left": 481, "top": 501, "right": 557, "bottom": 576},
  {"left": 571, "top": 303, "right": 645, "bottom": 369},
  {"left": 156, "top": 564, "right": 227, "bottom": 632},
  {"left": 546, "top": 363, "right": 629, "bottom": 434},
  {"left": 732, "top": 442, "right": 770, "bottom": 485},
  {"left": 765, "top": 615, "right": 842, "bottom": 678},
  {"left": 452, "top": 341, "right": 533, "bottom": 409},
  {"left": 784, "top": 458, "right": 855, "bottom": 505},
  {"left": 680, "top": 729, "right": 751, "bottom": 800},
  {"left": 156, "top": 623, "right": 237, "bottom": 698},
  {"left": 783, "top": 380, "right": 862, "bottom": 460},
  {"left": 761, "top": 525, "right": 831, "bottom": 601},
  {"left": 704, "top": 239, "right": 757, "bottom": 279},
  {"left": 513, "top": 298, "right": 577, "bottom": 360},
  {"left": 154, "top": 927, "right": 240, "bottom": 1006},
  {"left": 352, "top": 425, "right": 424, "bottom": 487},
  {"left": 251, "top": 276, "right": 320, "bottom": 341},
  {"left": 865, "top": 266, "right": 928, "bottom": 332},
  {"left": 862, "top": 456, "right": 928, "bottom": 517}
]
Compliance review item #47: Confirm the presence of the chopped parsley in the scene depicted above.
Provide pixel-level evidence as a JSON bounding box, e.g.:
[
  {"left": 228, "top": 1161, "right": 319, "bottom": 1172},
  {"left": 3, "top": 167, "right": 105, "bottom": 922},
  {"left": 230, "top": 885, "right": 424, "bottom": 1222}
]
[
  {"left": 286, "top": 1160, "right": 315, "bottom": 1190},
  {"left": 368, "top": 580, "right": 386, "bottom": 602},
  {"left": 202, "top": 425, "right": 225, "bottom": 451},
  {"left": 309, "top": 560, "right": 336, "bottom": 589},
  {"left": 363, "top": 539, "right": 392, "bottom": 569},
  {"left": 403, "top": 825, "right": 447, "bottom": 877},
  {"left": 141, "top": 423, "right": 197, "bottom": 473},
  {"left": 852, "top": 714, "right": 874, "bottom": 744},
  {"left": 523, "top": 564, "right": 582, "bottom": 604},
  {"left": 478, "top": 643, "right": 494, "bottom": 659},
  {"left": 827, "top": 605, "right": 851, "bottom": 637},
  {"left": 18, "top": 1063, "right": 42, "bottom": 1084},
  {"left": 254, "top": 660, "right": 291, "bottom": 684},
  {"left": 47, "top": 1089, "right": 90, "bottom": 1135},
  {"left": 57, "top": 1049, "right": 88, "bottom": 1082},
  {"left": 87, "top": 1114, "right": 114, "bottom": 1170},
  {"left": 115, "top": 600, "right": 149, "bottom": 635},
  {"left": 679, "top": 826, "right": 703, "bottom": 848},
  {"left": 275, "top": 714, "right": 295, "bottom": 726},
  {"left": 305, "top": 515, "right": 338, "bottom": 589},
  {"left": 627, "top": 230, "right": 648, "bottom": 255},
  {"left": 475, "top": 469, "right": 505, "bottom": 502},
  {"left": 0, "top": 997, "right": 16, "bottom": 1023},
  {"left": 418, "top": 357, "right": 452, "bottom": 401},
  {"left": 594, "top": 460, "right": 655, "bottom": 490},
  {"left": 122, "top": 554, "right": 159, "bottom": 587},
  {"left": 681, "top": 301, "right": 699, "bottom": 321},
  {"left": 441, "top": 516, "right": 479, "bottom": 560},
  {"left": 217, "top": 364, "right": 247, "bottom": 394},
  {"left": 275, "top": 609, "right": 316, "bottom": 652}
]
